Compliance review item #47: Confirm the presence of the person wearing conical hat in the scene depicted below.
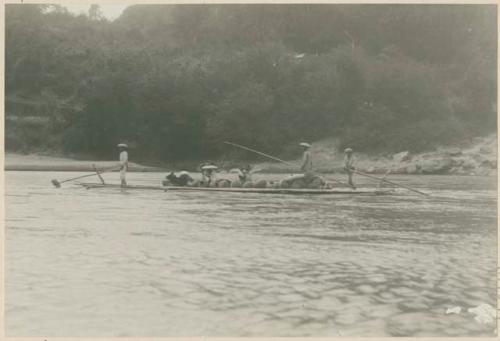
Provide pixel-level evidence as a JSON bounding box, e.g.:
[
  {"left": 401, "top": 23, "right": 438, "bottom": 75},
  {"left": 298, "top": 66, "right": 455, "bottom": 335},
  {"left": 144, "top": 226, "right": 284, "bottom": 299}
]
[
  {"left": 200, "top": 164, "right": 218, "bottom": 187},
  {"left": 343, "top": 148, "right": 356, "bottom": 189},
  {"left": 299, "top": 142, "right": 313, "bottom": 173},
  {"left": 281, "top": 142, "right": 315, "bottom": 188},
  {"left": 117, "top": 143, "right": 128, "bottom": 187}
]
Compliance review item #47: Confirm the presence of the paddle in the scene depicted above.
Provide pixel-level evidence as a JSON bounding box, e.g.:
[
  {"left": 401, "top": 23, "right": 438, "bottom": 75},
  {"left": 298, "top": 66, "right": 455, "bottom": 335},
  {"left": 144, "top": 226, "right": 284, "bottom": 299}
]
[
  {"left": 352, "top": 169, "right": 430, "bottom": 197},
  {"left": 93, "top": 164, "right": 106, "bottom": 184},
  {"left": 223, "top": 141, "right": 349, "bottom": 187},
  {"left": 224, "top": 141, "right": 296, "bottom": 167},
  {"left": 51, "top": 166, "right": 120, "bottom": 188}
]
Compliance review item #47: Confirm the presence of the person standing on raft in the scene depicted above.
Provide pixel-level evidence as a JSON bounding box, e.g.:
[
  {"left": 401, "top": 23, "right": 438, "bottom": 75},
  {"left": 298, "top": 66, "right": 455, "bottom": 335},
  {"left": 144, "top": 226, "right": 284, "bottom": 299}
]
[
  {"left": 280, "top": 142, "right": 316, "bottom": 188},
  {"left": 117, "top": 143, "right": 129, "bottom": 187},
  {"left": 344, "top": 148, "right": 356, "bottom": 189},
  {"left": 300, "top": 142, "right": 313, "bottom": 175},
  {"left": 299, "top": 142, "right": 316, "bottom": 183}
]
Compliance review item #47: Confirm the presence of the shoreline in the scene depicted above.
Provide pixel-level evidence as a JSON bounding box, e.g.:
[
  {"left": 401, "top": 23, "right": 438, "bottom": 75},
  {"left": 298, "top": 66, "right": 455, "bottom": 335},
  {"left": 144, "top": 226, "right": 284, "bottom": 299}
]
[
  {"left": 4, "top": 134, "right": 496, "bottom": 176},
  {"left": 4, "top": 153, "right": 162, "bottom": 172}
]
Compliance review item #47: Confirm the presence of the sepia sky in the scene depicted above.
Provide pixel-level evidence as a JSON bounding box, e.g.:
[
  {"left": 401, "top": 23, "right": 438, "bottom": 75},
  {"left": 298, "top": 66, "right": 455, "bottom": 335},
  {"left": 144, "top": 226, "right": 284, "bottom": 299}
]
[{"left": 62, "top": 3, "right": 132, "bottom": 20}]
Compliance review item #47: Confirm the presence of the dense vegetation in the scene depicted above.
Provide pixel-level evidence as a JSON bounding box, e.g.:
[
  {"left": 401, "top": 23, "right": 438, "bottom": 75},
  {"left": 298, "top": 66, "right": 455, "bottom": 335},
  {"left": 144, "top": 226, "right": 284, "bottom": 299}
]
[{"left": 5, "top": 4, "right": 497, "bottom": 162}]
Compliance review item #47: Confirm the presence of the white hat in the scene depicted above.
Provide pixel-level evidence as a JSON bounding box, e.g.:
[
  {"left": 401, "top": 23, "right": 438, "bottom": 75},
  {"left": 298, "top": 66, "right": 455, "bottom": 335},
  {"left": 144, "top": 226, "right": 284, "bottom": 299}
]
[
  {"left": 344, "top": 148, "right": 353, "bottom": 153},
  {"left": 117, "top": 143, "right": 128, "bottom": 148},
  {"left": 178, "top": 171, "right": 190, "bottom": 176},
  {"left": 299, "top": 142, "right": 311, "bottom": 148},
  {"left": 201, "top": 165, "right": 218, "bottom": 170}
]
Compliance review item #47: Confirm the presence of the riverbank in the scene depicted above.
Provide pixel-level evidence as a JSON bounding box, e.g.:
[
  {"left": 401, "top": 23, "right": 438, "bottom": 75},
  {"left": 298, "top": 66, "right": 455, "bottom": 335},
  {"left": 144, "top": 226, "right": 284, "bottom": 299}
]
[
  {"left": 4, "top": 153, "right": 162, "bottom": 172},
  {"left": 5, "top": 134, "right": 497, "bottom": 175},
  {"left": 256, "top": 134, "right": 497, "bottom": 176}
]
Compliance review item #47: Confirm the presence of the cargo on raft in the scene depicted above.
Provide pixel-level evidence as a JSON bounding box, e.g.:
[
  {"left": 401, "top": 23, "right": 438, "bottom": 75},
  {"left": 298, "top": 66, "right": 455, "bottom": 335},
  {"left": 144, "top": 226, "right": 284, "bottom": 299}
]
[
  {"left": 163, "top": 172, "right": 340, "bottom": 189},
  {"left": 77, "top": 182, "right": 396, "bottom": 195}
]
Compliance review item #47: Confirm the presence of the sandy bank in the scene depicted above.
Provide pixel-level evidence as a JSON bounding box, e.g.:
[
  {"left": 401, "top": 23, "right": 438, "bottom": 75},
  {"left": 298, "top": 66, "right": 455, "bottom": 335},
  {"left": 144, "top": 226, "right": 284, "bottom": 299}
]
[{"left": 5, "top": 153, "right": 162, "bottom": 172}]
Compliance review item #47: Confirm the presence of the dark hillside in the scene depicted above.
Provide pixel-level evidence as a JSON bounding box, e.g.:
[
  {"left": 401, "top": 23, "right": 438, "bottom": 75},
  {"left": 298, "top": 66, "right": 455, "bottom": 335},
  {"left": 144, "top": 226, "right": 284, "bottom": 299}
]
[{"left": 5, "top": 4, "right": 497, "bottom": 163}]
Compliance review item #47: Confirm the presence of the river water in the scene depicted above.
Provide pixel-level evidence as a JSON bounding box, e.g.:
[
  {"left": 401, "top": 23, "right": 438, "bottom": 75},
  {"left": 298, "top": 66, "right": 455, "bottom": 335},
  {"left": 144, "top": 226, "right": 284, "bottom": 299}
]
[{"left": 4, "top": 171, "right": 498, "bottom": 336}]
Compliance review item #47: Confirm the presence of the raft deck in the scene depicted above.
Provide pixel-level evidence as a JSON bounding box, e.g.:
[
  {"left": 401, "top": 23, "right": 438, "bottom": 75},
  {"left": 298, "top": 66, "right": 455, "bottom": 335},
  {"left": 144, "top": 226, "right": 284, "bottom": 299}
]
[{"left": 77, "top": 182, "right": 395, "bottom": 195}]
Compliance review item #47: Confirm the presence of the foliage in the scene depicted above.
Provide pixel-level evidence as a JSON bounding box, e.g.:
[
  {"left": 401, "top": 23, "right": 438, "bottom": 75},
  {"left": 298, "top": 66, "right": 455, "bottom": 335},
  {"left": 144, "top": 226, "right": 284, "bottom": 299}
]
[{"left": 5, "top": 4, "right": 497, "bottom": 161}]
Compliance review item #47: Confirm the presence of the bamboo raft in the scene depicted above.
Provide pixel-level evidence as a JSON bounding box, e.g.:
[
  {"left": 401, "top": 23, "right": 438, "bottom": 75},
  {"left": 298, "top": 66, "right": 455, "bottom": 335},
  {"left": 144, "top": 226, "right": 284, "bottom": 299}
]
[{"left": 77, "top": 182, "right": 396, "bottom": 195}]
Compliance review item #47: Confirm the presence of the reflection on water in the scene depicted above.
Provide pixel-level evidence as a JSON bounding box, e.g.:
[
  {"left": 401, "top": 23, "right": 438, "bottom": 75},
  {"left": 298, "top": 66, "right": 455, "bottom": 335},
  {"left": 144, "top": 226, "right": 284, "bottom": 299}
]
[{"left": 5, "top": 172, "right": 497, "bottom": 336}]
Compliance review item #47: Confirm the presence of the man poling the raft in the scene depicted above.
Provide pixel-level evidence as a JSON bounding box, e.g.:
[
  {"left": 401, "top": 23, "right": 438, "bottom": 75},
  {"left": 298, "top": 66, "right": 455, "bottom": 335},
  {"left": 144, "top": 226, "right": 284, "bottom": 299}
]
[
  {"left": 51, "top": 143, "right": 128, "bottom": 188},
  {"left": 344, "top": 148, "right": 356, "bottom": 189},
  {"left": 223, "top": 141, "right": 347, "bottom": 189},
  {"left": 223, "top": 141, "right": 430, "bottom": 196},
  {"left": 279, "top": 142, "right": 327, "bottom": 189},
  {"left": 51, "top": 143, "right": 129, "bottom": 188},
  {"left": 117, "top": 143, "right": 129, "bottom": 187},
  {"left": 340, "top": 146, "right": 429, "bottom": 196},
  {"left": 339, "top": 147, "right": 430, "bottom": 196},
  {"left": 300, "top": 142, "right": 313, "bottom": 172},
  {"left": 50, "top": 165, "right": 121, "bottom": 188}
]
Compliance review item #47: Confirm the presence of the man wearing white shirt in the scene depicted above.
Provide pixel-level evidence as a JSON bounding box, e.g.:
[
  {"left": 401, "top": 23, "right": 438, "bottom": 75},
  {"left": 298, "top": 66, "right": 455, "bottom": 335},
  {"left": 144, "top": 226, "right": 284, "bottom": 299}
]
[
  {"left": 117, "top": 143, "right": 128, "bottom": 187},
  {"left": 343, "top": 148, "right": 356, "bottom": 189}
]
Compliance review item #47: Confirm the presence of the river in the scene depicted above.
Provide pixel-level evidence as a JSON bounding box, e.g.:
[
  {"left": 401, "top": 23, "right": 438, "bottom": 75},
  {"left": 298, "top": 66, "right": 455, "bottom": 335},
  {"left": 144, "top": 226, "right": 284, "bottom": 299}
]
[{"left": 4, "top": 171, "right": 497, "bottom": 336}]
